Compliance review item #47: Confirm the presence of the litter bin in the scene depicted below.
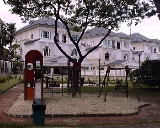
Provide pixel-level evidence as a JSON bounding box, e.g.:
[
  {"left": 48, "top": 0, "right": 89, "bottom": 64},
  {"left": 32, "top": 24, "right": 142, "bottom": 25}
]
[{"left": 32, "top": 98, "right": 46, "bottom": 125}]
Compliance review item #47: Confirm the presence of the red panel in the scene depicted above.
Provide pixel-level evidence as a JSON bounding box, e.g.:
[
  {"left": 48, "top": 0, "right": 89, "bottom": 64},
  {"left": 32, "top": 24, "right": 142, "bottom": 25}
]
[
  {"left": 26, "top": 88, "right": 34, "bottom": 100},
  {"left": 25, "top": 70, "right": 34, "bottom": 82},
  {"left": 25, "top": 50, "right": 43, "bottom": 64}
]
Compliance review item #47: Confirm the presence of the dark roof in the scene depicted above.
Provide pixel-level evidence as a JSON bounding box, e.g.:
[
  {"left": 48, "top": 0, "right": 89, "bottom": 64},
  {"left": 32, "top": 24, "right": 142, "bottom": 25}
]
[
  {"left": 130, "top": 33, "right": 151, "bottom": 43},
  {"left": 24, "top": 38, "right": 40, "bottom": 45},
  {"left": 116, "top": 32, "right": 130, "bottom": 39},
  {"left": 15, "top": 17, "right": 66, "bottom": 34},
  {"left": 150, "top": 39, "right": 160, "bottom": 44},
  {"left": 46, "top": 56, "right": 66, "bottom": 62},
  {"left": 83, "top": 27, "right": 116, "bottom": 38},
  {"left": 109, "top": 60, "right": 129, "bottom": 65}
]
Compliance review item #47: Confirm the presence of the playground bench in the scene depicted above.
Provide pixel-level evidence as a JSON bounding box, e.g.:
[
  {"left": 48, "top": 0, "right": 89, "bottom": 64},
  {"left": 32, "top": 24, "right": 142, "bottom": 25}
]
[
  {"left": 114, "top": 84, "right": 126, "bottom": 92},
  {"left": 113, "top": 80, "right": 126, "bottom": 94},
  {"left": 48, "top": 83, "right": 61, "bottom": 88}
]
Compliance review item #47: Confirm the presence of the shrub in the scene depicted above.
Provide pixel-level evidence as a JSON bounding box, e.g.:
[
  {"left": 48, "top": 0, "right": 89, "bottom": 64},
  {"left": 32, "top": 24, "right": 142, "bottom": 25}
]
[{"left": 0, "top": 79, "right": 21, "bottom": 95}]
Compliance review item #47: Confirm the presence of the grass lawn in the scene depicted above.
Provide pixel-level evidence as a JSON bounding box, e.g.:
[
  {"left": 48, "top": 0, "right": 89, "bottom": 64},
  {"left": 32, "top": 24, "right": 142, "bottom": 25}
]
[{"left": 64, "top": 84, "right": 160, "bottom": 98}]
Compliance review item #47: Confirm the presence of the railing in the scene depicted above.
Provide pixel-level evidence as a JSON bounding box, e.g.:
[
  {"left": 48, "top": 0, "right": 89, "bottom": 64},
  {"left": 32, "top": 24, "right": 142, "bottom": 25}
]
[{"left": 81, "top": 69, "right": 126, "bottom": 77}]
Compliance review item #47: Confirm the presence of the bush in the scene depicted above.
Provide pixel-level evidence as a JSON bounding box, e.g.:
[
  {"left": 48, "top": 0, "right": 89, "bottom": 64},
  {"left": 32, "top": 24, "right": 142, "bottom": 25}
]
[
  {"left": 0, "top": 79, "right": 22, "bottom": 95},
  {"left": 0, "top": 77, "right": 7, "bottom": 83},
  {"left": 130, "top": 60, "right": 160, "bottom": 88}
]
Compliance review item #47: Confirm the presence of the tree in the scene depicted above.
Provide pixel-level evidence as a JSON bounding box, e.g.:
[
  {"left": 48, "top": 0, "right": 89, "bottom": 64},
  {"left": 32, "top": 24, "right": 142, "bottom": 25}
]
[
  {"left": 0, "top": 22, "right": 16, "bottom": 59},
  {"left": 0, "top": 22, "right": 16, "bottom": 76},
  {"left": 140, "top": 60, "right": 160, "bottom": 88},
  {"left": 153, "top": 0, "right": 160, "bottom": 19},
  {"left": 130, "top": 60, "right": 160, "bottom": 89},
  {"left": 4, "top": 0, "right": 157, "bottom": 64}
]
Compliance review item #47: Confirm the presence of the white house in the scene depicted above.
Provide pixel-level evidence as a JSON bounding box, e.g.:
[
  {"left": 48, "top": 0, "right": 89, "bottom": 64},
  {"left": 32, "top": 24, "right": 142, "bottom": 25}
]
[
  {"left": 15, "top": 17, "right": 160, "bottom": 78},
  {"left": 82, "top": 27, "right": 133, "bottom": 68},
  {"left": 14, "top": 17, "right": 91, "bottom": 69},
  {"left": 130, "top": 33, "right": 160, "bottom": 63}
]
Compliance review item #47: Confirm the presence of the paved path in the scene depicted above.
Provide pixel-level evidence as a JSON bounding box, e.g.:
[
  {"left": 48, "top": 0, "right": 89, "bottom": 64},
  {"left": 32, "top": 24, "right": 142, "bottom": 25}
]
[{"left": 0, "top": 83, "right": 160, "bottom": 127}]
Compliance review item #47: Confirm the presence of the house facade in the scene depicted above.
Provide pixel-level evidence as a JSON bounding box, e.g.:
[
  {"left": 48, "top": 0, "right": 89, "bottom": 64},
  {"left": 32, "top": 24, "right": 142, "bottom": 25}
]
[
  {"left": 82, "top": 27, "right": 133, "bottom": 68},
  {"left": 130, "top": 33, "right": 160, "bottom": 63},
  {"left": 14, "top": 17, "right": 160, "bottom": 78},
  {"left": 14, "top": 17, "right": 89, "bottom": 67}
]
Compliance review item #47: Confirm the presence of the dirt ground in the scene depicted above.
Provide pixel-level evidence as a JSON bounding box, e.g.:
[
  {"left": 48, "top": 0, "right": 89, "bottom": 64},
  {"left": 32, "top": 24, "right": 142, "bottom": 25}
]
[{"left": 0, "top": 83, "right": 160, "bottom": 126}]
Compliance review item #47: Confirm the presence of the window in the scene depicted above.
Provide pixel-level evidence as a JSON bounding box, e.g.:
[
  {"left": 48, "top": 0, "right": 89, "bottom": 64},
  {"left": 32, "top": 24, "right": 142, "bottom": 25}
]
[
  {"left": 105, "top": 52, "right": 109, "bottom": 60},
  {"left": 103, "top": 40, "right": 108, "bottom": 45},
  {"left": 154, "top": 48, "right": 156, "bottom": 53},
  {"left": 56, "top": 33, "right": 59, "bottom": 41},
  {"left": 71, "top": 48, "right": 77, "bottom": 56},
  {"left": 31, "top": 34, "right": 33, "bottom": 39},
  {"left": 117, "top": 41, "right": 120, "bottom": 49},
  {"left": 146, "top": 55, "right": 149, "bottom": 60},
  {"left": 62, "top": 34, "right": 66, "bottom": 43},
  {"left": 112, "top": 40, "right": 115, "bottom": 48},
  {"left": 124, "top": 42, "right": 128, "bottom": 48},
  {"left": 145, "top": 45, "right": 151, "bottom": 50},
  {"left": 151, "top": 46, "right": 153, "bottom": 53},
  {"left": 91, "top": 41, "right": 94, "bottom": 46},
  {"left": 41, "top": 30, "right": 52, "bottom": 39},
  {"left": 72, "top": 35, "right": 79, "bottom": 41},
  {"left": 43, "top": 46, "right": 50, "bottom": 56},
  {"left": 133, "top": 47, "right": 135, "bottom": 50},
  {"left": 91, "top": 67, "right": 95, "bottom": 70},
  {"left": 19, "top": 47, "right": 23, "bottom": 56},
  {"left": 124, "top": 53, "right": 128, "bottom": 60},
  {"left": 103, "top": 40, "right": 111, "bottom": 46},
  {"left": 108, "top": 40, "right": 111, "bottom": 46}
]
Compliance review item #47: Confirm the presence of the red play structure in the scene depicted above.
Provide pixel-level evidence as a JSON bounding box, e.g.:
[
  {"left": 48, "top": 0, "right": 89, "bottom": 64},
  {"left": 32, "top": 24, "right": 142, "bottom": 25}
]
[{"left": 24, "top": 50, "right": 43, "bottom": 100}]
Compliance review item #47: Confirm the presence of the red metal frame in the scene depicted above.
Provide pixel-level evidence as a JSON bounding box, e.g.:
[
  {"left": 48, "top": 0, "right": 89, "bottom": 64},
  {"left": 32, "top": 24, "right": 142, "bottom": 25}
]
[{"left": 24, "top": 50, "right": 43, "bottom": 100}]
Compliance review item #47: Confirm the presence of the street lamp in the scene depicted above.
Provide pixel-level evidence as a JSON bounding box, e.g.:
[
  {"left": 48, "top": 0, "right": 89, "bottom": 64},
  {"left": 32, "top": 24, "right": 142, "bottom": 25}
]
[
  {"left": 0, "top": 18, "right": 3, "bottom": 34},
  {"left": 130, "top": 49, "right": 144, "bottom": 91}
]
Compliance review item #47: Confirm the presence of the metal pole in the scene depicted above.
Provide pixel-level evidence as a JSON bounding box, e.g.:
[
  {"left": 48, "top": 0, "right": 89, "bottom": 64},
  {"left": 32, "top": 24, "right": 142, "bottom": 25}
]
[
  {"left": 138, "top": 54, "right": 140, "bottom": 91},
  {"left": 99, "top": 58, "right": 100, "bottom": 87}
]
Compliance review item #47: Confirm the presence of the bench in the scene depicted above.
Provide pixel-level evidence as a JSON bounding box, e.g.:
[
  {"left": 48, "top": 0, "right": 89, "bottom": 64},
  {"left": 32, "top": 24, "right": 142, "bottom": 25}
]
[
  {"left": 114, "top": 84, "right": 126, "bottom": 92},
  {"left": 43, "top": 80, "right": 62, "bottom": 93},
  {"left": 113, "top": 80, "right": 126, "bottom": 94}
]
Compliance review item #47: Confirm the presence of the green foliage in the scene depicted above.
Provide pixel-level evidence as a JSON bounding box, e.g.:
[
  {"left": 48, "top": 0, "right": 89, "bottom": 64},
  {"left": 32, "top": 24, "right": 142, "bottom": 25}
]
[
  {"left": 130, "top": 60, "right": 160, "bottom": 88},
  {"left": 140, "top": 60, "right": 160, "bottom": 87},
  {"left": 0, "top": 78, "right": 22, "bottom": 95},
  {"left": 0, "top": 77, "right": 7, "bottom": 83},
  {"left": 0, "top": 22, "right": 16, "bottom": 59}
]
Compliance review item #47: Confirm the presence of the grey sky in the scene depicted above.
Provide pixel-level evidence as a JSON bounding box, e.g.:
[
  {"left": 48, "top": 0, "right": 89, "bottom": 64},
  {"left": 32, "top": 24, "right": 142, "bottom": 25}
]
[{"left": 0, "top": 1, "right": 160, "bottom": 40}]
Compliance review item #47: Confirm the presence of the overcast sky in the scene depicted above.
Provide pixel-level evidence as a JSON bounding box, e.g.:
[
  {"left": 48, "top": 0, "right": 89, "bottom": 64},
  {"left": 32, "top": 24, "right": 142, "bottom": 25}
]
[{"left": 0, "top": 1, "right": 160, "bottom": 40}]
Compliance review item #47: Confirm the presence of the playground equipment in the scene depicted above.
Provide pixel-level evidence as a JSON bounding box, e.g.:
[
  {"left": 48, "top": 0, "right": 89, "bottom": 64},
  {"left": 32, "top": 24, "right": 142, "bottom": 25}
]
[
  {"left": 24, "top": 50, "right": 43, "bottom": 100},
  {"left": 43, "top": 66, "right": 68, "bottom": 97},
  {"left": 98, "top": 65, "right": 110, "bottom": 102},
  {"left": 98, "top": 65, "right": 140, "bottom": 102},
  {"left": 43, "top": 63, "right": 83, "bottom": 98}
]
